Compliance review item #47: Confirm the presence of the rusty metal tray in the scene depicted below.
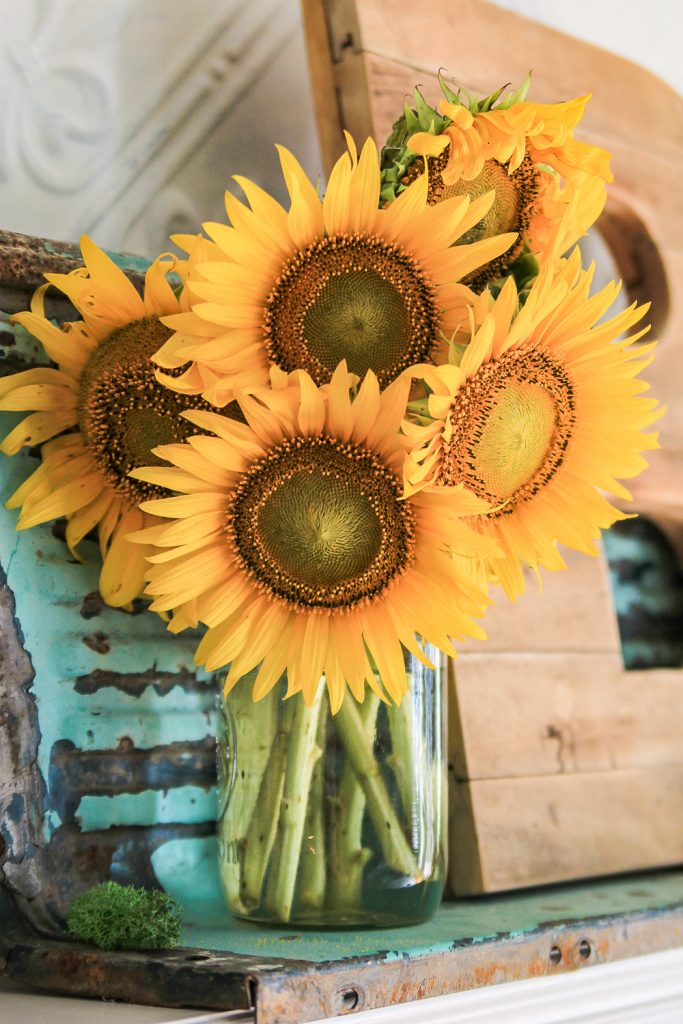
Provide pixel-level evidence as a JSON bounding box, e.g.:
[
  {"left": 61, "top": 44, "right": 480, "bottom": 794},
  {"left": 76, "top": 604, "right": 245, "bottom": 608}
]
[{"left": 2, "top": 870, "right": 683, "bottom": 1022}]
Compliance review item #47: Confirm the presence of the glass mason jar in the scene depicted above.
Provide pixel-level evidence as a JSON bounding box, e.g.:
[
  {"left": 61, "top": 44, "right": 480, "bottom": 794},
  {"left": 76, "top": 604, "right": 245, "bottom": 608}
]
[{"left": 216, "top": 645, "right": 446, "bottom": 928}]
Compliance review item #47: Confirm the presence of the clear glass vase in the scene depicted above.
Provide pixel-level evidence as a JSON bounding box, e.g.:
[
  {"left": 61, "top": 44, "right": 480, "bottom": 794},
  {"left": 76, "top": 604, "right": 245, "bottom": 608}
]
[{"left": 216, "top": 645, "right": 446, "bottom": 928}]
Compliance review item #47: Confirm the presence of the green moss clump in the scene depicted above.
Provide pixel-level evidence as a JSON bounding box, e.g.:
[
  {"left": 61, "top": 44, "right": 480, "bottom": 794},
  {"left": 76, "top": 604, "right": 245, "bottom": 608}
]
[{"left": 66, "top": 881, "right": 181, "bottom": 951}]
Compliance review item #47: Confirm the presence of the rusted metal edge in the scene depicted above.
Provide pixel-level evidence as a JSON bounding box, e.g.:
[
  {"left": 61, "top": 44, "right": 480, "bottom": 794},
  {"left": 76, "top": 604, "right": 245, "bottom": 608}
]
[
  {"left": 0, "top": 887, "right": 263, "bottom": 1013},
  {"left": 0, "top": 230, "right": 148, "bottom": 295},
  {"left": 1, "top": 898, "right": 682, "bottom": 1020},
  {"left": 0, "top": 891, "right": 261, "bottom": 1013},
  {"left": 253, "top": 902, "right": 683, "bottom": 1023},
  {"left": 1, "top": 940, "right": 258, "bottom": 1013}
]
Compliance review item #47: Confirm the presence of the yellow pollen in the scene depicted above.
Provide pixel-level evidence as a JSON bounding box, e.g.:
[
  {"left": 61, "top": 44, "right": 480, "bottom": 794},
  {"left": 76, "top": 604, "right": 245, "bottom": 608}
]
[
  {"left": 77, "top": 317, "right": 215, "bottom": 504},
  {"left": 227, "top": 435, "right": 416, "bottom": 609},
  {"left": 441, "top": 348, "right": 575, "bottom": 514},
  {"left": 402, "top": 149, "right": 540, "bottom": 291},
  {"left": 475, "top": 383, "right": 557, "bottom": 499},
  {"left": 263, "top": 233, "right": 439, "bottom": 388}
]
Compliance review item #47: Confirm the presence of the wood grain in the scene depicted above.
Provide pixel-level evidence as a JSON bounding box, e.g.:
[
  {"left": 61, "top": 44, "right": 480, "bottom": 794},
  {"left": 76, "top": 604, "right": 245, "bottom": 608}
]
[
  {"left": 450, "top": 655, "right": 683, "bottom": 780},
  {"left": 450, "top": 768, "right": 683, "bottom": 895},
  {"left": 456, "top": 548, "right": 621, "bottom": 655}
]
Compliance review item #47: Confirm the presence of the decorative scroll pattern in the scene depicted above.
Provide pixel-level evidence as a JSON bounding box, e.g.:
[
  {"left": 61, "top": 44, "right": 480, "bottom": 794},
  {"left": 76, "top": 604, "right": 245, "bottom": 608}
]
[{"left": 0, "top": 0, "right": 322, "bottom": 256}]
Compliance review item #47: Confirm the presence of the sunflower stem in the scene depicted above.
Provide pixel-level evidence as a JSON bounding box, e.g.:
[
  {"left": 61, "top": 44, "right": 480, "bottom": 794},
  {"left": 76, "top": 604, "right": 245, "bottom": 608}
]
[
  {"left": 218, "top": 684, "right": 277, "bottom": 915},
  {"left": 328, "top": 693, "right": 379, "bottom": 910},
  {"left": 387, "top": 686, "right": 417, "bottom": 824},
  {"left": 335, "top": 697, "right": 419, "bottom": 879},
  {"left": 240, "top": 697, "right": 295, "bottom": 909},
  {"left": 406, "top": 398, "right": 431, "bottom": 418},
  {"left": 265, "top": 683, "right": 325, "bottom": 923},
  {"left": 298, "top": 702, "right": 329, "bottom": 911}
]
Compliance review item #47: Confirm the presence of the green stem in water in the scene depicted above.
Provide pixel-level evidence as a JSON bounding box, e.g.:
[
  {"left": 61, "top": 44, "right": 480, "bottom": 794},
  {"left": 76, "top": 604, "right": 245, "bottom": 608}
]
[
  {"left": 328, "top": 693, "right": 380, "bottom": 910},
  {"left": 240, "top": 697, "right": 295, "bottom": 909},
  {"left": 297, "top": 701, "right": 329, "bottom": 912},
  {"left": 266, "top": 684, "right": 326, "bottom": 923},
  {"left": 218, "top": 683, "right": 277, "bottom": 914},
  {"left": 335, "top": 697, "right": 420, "bottom": 879},
  {"left": 387, "top": 683, "right": 416, "bottom": 826},
  {"left": 389, "top": 684, "right": 441, "bottom": 875}
]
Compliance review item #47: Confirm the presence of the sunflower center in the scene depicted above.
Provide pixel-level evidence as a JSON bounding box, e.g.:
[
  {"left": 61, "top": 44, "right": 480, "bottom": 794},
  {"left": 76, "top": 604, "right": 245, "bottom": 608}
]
[
  {"left": 77, "top": 317, "right": 213, "bottom": 503},
  {"left": 442, "top": 348, "right": 576, "bottom": 515},
  {"left": 263, "top": 234, "right": 439, "bottom": 388},
  {"left": 227, "top": 435, "right": 416, "bottom": 608},
  {"left": 403, "top": 149, "right": 540, "bottom": 291}
]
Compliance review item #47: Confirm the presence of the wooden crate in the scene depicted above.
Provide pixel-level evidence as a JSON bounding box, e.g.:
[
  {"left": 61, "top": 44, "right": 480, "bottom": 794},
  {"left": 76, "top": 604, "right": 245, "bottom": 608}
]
[{"left": 301, "top": 0, "right": 683, "bottom": 894}]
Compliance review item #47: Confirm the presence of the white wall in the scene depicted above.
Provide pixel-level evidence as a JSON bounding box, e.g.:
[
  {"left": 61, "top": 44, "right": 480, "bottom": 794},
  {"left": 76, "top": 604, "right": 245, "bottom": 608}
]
[
  {"left": 0, "top": 0, "right": 322, "bottom": 256},
  {"left": 488, "top": 0, "right": 682, "bottom": 98}
]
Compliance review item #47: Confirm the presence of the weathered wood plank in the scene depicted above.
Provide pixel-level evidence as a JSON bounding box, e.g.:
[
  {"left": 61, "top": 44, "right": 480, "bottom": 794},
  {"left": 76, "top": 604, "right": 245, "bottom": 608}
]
[
  {"left": 450, "top": 654, "right": 683, "bottom": 781},
  {"left": 352, "top": 0, "right": 683, "bottom": 160},
  {"left": 450, "top": 768, "right": 683, "bottom": 895},
  {"left": 300, "top": 0, "right": 347, "bottom": 170},
  {"left": 456, "top": 548, "right": 621, "bottom": 655}
]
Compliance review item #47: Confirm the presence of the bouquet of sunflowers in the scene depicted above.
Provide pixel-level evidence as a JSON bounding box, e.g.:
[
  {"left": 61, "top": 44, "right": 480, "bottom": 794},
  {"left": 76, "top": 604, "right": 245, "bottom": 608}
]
[{"left": 0, "top": 75, "right": 661, "bottom": 929}]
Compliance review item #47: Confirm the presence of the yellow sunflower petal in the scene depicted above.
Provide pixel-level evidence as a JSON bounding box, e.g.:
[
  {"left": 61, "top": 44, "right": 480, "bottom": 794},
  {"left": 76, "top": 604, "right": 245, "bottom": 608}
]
[
  {"left": 0, "top": 409, "right": 78, "bottom": 455},
  {"left": 80, "top": 235, "right": 145, "bottom": 321},
  {"left": 99, "top": 506, "right": 148, "bottom": 607},
  {"left": 405, "top": 256, "right": 662, "bottom": 598},
  {"left": 139, "top": 370, "right": 490, "bottom": 707},
  {"left": 156, "top": 133, "right": 517, "bottom": 397}
]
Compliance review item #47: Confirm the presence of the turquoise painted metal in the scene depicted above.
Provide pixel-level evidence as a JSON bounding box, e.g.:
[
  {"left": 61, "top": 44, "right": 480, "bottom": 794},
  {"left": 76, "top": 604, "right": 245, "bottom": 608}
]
[
  {"left": 603, "top": 519, "right": 683, "bottom": 670},
  {"left": 178, "top": 867, "right": 683, "bottom": 962},
  {"left": 0, "top": 235, "right": 217, "bottom": 933},
  {"left": 0, "top": 449, "right": 219, "bottom": 885}
]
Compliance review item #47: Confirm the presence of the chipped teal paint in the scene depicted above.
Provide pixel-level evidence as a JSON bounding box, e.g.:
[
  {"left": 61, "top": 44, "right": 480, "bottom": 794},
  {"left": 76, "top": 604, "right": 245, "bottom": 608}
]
[
  {"left": 603, "top": 520, "right": 683, "bottom": 669},
  {"left": 0, "top": 443, "right": 218, "bottom": 857},
  {"left": 0, "top": 313, "right": 48, "bottom": 364},
  {"left": 152, "top": 837, "right": 223, "bottom": 904},
  {"left": 178, "top": 870, "right": 683, "bottom": 963},
  {"left": 604, "top": 526, "right": 670, "bottom": 618},
  {"left": 77, "top": 787, "right": 218, "bottom": 831},
  {"left": 44, "top": 810, "right": 61, "bottom": 838},
  {"left": 41, "top": 242, "right": 152, "bottom": 277}
]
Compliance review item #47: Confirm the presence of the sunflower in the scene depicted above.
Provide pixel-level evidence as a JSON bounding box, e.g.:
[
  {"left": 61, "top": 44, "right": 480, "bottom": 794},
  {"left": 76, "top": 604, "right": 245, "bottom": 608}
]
[
  {"left": 381, "top": 77, "right": 612, "bottom": 294},
  {"left": 131, "top": 364, "right": 497, "bottom": 710},
  {"left": 152, "top": 135, "right": 517, "bottom": 408},
  {"left": 0, "top": 238, "right": 217, "bottom": 607},
  {"left": 404, "top": 250, "right": 662, "bottom": 599}
]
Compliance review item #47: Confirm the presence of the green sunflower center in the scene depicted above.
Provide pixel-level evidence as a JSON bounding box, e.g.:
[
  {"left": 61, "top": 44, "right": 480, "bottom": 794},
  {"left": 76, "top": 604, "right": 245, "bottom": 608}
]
[
  {"left": 442, "top": 348, "right": 575, "bottom": 515},
  {"left": 403, "top": 149, "right": 540, "bottom": 292},
  {"left": 77, "top": 317, "right": 213, "bottom": 503},
  {"left": 263, "top": 234, "right": 439, "bottom": 388},
  {"left": 227, "top": 435, "right": 416, "bottom": 608}
]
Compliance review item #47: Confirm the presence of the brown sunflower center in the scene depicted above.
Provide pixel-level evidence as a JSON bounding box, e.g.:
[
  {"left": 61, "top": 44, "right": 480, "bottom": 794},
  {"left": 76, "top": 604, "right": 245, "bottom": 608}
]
[
  {"left": 227, "top": 435, "right": 416, "bottom": 608},
  {"left": 263, "top": 233, "right": 439, "bottom": 388},
  {"left": 442, "top": 348, "right": 576, "bottom": 515},
  {"left": 77, "top": 317, "right": 214, "bottom": 503},
  {"left": 403, "top": 149, "right": 540, "bottom": 292}
]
